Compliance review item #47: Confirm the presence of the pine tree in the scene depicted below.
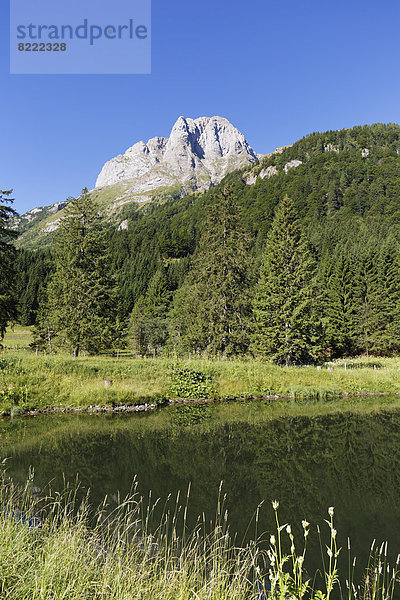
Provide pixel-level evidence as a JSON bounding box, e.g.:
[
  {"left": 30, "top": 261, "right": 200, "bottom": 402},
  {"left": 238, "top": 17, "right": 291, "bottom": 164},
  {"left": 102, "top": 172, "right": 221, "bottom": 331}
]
[
  {"left": 0, "top": 190, "right": 17, "bottom": 339},
  {"left": 45, "top": 188, "right": 119, "bottom": 356},
  {"left": 169, "top": 187, "right": 252, "bottom": 356},
  {"left": 252, "top": 196, "right": 322, "bottom": 365}
]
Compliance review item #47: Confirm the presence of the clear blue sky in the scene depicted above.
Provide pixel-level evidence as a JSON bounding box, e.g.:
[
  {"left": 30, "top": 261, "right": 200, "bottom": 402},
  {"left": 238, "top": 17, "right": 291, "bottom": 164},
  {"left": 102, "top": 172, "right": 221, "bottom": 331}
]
[{"left": 2, "top": 0, "right": 400, "bottom": 214}]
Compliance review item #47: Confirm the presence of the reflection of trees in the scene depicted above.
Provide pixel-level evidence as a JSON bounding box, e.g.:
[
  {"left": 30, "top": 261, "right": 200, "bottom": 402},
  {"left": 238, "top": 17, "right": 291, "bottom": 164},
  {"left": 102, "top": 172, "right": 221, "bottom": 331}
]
[{"left": 2, "top": 409, "right": 400, "bottom": 576}]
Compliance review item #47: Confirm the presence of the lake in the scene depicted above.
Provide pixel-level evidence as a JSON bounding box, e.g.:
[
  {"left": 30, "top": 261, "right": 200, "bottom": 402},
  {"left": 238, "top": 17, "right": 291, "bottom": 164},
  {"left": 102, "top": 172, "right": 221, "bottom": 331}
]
[{"left": 1, "top": 397, "right": 400, "bottom": 584}]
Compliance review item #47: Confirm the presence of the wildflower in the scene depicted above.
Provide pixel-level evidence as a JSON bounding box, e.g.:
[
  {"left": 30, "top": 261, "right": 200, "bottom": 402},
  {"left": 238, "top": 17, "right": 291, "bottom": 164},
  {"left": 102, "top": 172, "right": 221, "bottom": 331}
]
[
  {"left": 327, "top": 547, "right": 333, "bottom": 558},
  {"left": 272, "top": 500, "right": 279, "bottom": 510},
  {"left": 302, "top": 520, "right": 309, "bottom": 529},
  {"left": 298, "top": 556, "right": 304, "bottom": 566},
  {"left": 328, "top": 507, "right": 334, "bottom": 517},
  {"left": 270, "top": 535, "right": 276, "bottom": 545},
  {"left": 332, "top": 528, "right": 337, "bottom": 539},
  {"left": 286, "top": 525, "right": 291, "bottom": 535}
]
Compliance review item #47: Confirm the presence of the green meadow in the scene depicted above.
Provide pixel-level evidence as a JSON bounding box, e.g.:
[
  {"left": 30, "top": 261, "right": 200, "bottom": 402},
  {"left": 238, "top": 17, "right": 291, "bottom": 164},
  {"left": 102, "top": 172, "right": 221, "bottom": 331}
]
[{"left": 1, "top": 326, "right": 400, "bottom": 415}]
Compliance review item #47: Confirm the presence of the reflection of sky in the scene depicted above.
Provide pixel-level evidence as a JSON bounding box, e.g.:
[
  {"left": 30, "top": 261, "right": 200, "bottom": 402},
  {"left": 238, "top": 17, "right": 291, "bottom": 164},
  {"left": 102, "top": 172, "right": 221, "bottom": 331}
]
[{"left": 10, "top": 0, "right": 151, "bottom": 73}]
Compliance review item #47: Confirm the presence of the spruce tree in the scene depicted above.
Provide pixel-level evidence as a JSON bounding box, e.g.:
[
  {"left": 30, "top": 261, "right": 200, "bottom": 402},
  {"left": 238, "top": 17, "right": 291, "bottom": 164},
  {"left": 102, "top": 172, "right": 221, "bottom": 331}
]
[
  {"left": 128, "top": 266, "right": 170, "bottom": 355},
  {"left": 379, "top": 237, "right": 400, "bottom": 354},
  {"left": 45, "top": 188, "right": 118, "bottom": 356},
  {"left": 354, "top": 243, "right": 382, "bottom": 356},
  {"left": 252, "top": 196, "right": 322, "bottom": 365},
  {"left": 323, "top": 246, "right": 360, "bottom": 357},
  {"left": 169, "top": 187, "right": 252, "bottom": 357},
  {"left": 360, "top": 236, "right": 400, "bottom": 355},
  {"left": 0, "top": 190, "right": 17, "bottom": 338}
]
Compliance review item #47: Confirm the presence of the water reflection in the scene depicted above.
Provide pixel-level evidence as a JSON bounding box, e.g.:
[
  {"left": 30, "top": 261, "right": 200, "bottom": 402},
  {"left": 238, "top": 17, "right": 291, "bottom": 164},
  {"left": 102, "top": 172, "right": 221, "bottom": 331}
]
[{"left": 0, "top": 400, "right": 399, "bottom": 580}]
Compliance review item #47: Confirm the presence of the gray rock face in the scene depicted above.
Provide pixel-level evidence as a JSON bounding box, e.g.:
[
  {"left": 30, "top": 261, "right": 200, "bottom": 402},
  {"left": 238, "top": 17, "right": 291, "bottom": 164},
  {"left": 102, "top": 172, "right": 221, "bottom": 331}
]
[
  {"left": 259, "top": 165, "right": 278, "bottom": 179},
  {"left": 284, "top": 159, "right": 302, "bottom": 173},
  {"left": 96, "top": 116, "right": 258, "bottom": 191}
]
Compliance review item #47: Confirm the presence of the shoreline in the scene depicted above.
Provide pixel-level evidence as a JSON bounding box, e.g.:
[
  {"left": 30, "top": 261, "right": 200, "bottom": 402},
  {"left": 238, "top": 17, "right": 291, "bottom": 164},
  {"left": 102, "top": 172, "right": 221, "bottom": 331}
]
[{"left": 2, "top": 389, "right": 396, "bottom": 418}]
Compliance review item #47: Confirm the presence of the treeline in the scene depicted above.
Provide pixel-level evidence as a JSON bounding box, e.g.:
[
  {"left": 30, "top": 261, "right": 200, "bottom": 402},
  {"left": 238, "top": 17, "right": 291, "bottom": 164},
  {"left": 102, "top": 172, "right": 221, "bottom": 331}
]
[{"left": 4, "top": 122, "right": 400, "bottom": 362}]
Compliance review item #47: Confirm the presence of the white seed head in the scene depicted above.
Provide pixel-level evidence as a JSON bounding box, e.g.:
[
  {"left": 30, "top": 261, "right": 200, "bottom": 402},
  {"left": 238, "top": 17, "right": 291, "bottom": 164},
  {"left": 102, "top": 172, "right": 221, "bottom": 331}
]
[
  {"left": 286, "top": 525, "right": 292, "bottom": 535},
  {"left": 332, "top": 528, "right": 337, "bottom": 539},
  {"left": 327, "top": 547, "right": 333, "bottom": 558},
  {"left": 272, "top": 500, "right": 279, "bottom": 510},
  {"left": 270, "top": 534, "right": 276, "bottom": 545},
  {"left": 302, "top": 520, "right": 310, "bottom": 529},
  {"left": 328, "top": 507, "right": 334, "bottom": 517}
]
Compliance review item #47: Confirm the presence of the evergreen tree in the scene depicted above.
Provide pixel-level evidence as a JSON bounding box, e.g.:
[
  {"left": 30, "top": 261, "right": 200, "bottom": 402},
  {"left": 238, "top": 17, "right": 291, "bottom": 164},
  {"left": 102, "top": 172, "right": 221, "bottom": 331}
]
[
  {"left": 323, "top": 246, "right": 360, "bottom": 357},
  {"left": 359, "top": 236, "right": 400, "bottom": 355},
  {"left": 44, "top": 188, "right": 119, "bottom": 356},
  {"left": 354, "top": 243, "right": 382, "bottom": 356},
  {"left": 378, "top": 238, "right": 400, "bottom": 354},
  {"left": 128, "top": 266, "right": 170, "bottom": 355},
  {"left": 169, "top": 187, "right": 252, "bottom": 356},
  {"left": 128, "top": 295, "right": 148, "bottom": 356},
  {"left": 31, "top": 287, "right": 57, "bottom": 354},
  {"left": 0, "top": 190, "right": 17, "bottom": 338},
  {"left": 252, "top": 196, "right": 322, "bottom": 365}
]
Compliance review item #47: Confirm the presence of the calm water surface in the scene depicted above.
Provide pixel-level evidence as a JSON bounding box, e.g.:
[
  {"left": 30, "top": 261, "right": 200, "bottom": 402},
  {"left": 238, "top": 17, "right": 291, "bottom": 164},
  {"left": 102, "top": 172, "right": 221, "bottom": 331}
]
[{"left": 1, "top": 398, "right": 400, "bottom": 581}]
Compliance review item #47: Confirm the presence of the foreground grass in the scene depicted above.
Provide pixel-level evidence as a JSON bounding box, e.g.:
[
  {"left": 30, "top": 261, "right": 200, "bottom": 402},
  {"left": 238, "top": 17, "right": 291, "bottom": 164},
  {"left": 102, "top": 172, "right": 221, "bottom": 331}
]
[
  {"left": 2, "top": 346, "right": 400, "bottom": 414},
  {"left": 0, "top": 472, "right": 397, "bottom": 600}
]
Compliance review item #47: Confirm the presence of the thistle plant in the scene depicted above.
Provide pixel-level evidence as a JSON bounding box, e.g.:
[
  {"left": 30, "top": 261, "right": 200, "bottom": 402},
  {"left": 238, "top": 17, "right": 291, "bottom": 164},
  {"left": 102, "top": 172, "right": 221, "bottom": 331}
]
[{"left": 265, "top": 500, "right": 311, "bottom": 600}]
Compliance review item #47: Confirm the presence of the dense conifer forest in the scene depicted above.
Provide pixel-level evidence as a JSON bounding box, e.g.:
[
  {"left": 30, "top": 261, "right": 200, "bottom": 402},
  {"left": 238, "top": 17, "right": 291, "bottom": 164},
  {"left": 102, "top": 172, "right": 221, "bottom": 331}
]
[{"left": 7, "top": 123, "right": 400, "bottom": 360}]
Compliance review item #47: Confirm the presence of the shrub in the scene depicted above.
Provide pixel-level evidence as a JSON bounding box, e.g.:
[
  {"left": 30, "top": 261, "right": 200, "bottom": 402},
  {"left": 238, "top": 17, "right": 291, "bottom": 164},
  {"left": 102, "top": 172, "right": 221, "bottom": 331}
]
[{"left": 168, "top": 366, "right": 214, "bottom": 399}]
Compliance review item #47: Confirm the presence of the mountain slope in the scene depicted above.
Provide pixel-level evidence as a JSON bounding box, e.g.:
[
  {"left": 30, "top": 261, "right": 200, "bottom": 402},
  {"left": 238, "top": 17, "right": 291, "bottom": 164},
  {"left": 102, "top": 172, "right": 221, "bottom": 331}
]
[
  {"left": 106, "top": 122, "right": 400, "bottom": 308},
  {"left": 13, "top": 116, "right": 258, "bottom": 249}
]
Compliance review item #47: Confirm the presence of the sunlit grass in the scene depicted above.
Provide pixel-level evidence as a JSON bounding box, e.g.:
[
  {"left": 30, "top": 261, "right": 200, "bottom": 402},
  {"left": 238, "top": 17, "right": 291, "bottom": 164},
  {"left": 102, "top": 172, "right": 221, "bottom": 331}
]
[
  {"left": 2, "top": 325, "right": 33, "bottom": 349},
  {"left": 1, "top": 334, "right": 400, "bottom": 413}
]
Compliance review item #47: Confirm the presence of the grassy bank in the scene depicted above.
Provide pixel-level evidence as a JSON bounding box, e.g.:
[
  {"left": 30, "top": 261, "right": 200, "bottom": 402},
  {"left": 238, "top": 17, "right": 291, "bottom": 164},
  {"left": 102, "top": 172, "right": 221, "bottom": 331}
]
[
  {"left": 1, "top": 347, "right": 400, "bottom": 415},
  {"left": 3, "top": 325, "right": 400, "bottom": 414},
  {"left": 0, "top": 472, "right": 396, "bottom": 600}
]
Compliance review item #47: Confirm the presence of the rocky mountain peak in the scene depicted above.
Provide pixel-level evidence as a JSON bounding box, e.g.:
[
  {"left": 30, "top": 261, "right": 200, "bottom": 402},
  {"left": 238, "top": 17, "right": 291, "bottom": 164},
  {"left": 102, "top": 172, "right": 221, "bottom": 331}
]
[{"left": 95, "top": 116, "right": 258, "bottom": 190}]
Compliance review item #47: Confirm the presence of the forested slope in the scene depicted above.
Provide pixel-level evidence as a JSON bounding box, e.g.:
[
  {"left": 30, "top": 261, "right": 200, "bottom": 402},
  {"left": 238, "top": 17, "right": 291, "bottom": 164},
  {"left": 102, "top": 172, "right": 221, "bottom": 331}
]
[{"left": 16, "top": 123, "right": 400, "bottom": 358}]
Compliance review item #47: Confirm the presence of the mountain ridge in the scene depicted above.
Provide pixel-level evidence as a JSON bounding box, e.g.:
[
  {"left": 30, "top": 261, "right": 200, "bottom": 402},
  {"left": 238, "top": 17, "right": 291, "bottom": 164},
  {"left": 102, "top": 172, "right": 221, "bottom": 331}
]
[{"left": 12, "top": 115, "right": 259, "bottom": 248}]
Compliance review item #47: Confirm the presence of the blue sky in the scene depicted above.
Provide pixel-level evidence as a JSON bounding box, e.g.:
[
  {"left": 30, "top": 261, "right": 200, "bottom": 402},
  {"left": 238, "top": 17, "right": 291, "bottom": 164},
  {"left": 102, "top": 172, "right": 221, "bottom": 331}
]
[{"left": 2, "top": 0, "right": 400, "bottom": 214}]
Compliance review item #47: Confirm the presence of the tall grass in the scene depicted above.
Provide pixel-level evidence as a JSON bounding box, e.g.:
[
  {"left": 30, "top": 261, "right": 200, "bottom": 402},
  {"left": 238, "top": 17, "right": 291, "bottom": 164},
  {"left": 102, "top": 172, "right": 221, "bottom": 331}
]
[{"left": 0, "top": 471, "right": 398, "bottom": 600}]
